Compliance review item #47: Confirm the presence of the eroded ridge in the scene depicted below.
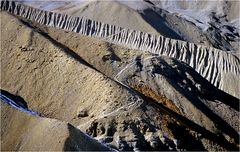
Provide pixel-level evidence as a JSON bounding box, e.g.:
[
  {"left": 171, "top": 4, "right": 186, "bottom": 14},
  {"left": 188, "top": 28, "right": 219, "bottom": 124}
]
[{"left": 1, "top": 0, "right": 239, "bottom": 98}]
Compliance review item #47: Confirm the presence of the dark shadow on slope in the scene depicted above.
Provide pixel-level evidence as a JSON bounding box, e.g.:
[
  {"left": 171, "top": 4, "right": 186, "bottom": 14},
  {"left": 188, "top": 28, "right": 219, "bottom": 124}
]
[
  {"left": 0, "top": 89, "right": 40, "bottom": 116},
  {"left": 102, "top": 44, "right": 121, "bottom": 62},
  {"left": 152, "top": 58, "right": 239, "bottom": 111},
  {"left": 143, "top": 0, "right": 154, "bottom": 6},
  {"left": 205, "top": 12, "right": 240, "bottom": 52},
  {"left": 143, "top": 95, "right": 238, "bottom": 151},
  {"left": 140, "top": 105, "right": 206, "bottom": 151},
  {"left": 64, "top": 124, "right": 80, "bottom": 151},
  {"left": 168, "top": 121, "right": 206, "bottom": 151},
  {"left": 117, "top": 56, "right": 239, "bottom": 150},
  {"left": 128, "top": 121, "right": 154, "bottom": 151},
  {"left": 0, "top": 89, "right": 28, "bottom": 109},
  {"left": 64, "top": 123, "right": 110, "bottom": 151},
  {"left": 151, "top": 58, "right": 239, "bottom": 142},
  {"left": 140, "top": 8, "right": 183, "bottom": 40}
]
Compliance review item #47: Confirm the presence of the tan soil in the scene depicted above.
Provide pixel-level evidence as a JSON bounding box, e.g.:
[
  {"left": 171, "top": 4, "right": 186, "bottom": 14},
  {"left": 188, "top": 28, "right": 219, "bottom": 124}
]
[
  {"left": 1, "top": 10, "right": 239, "bottom": 151},
  {"left": 1, "top": 102, "right": 110, "bottom": 151}
]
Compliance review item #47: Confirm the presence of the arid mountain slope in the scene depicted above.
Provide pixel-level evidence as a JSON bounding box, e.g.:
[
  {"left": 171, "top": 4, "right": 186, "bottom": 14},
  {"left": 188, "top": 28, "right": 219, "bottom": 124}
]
[
  {"left": 1, "top": 102, "right": 110, "bottom": 151},
  {"left": 2, "top": 1, "right": 238, "bottom": 98},
  {"left": 1, "top": 11, "right": 239, "bottom": 151},
  {"left": 1, "top": 11, "right": 178, "bottom": 151},
  {"left": 22, "top": 0, "right": 161, "bottom": 35},
  {"left": 21, "top": 0, "right": 240, "bottom": 53},
  {"left": 0, "top": 1, "right": 240, "bottom": 151},
  {"left": 1, "top": 11, "right": 144, "bottom": 126}
]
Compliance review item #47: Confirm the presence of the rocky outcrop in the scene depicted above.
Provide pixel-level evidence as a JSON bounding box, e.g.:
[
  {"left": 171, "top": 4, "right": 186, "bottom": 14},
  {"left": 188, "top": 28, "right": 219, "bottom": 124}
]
[
  {"left": 115, "top": 55, "right": 240, "bottom": 150},
  {"left": 1, "top": 0, "right": 239, "bottom": 98}
]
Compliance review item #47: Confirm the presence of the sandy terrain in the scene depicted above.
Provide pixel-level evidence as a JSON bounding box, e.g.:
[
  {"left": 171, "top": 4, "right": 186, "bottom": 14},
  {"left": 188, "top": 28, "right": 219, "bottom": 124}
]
[
  {"left": 1, "top": 11, "right": 178, "bottom": 150},
  {"left": 3, "top": 1, "right": 238, "bottom": 98},
  {"left": 1, "top": 1, "right": 239, "bottom": 151},
  {"left": 1, "top": 102, "right": 110, "bottom": 151}
]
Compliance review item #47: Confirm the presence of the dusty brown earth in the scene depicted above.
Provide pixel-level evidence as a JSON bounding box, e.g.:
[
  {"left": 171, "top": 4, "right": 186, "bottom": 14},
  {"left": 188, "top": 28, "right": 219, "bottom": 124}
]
[
  {"left": 1, "top": 9, "right": 239, "bottom": 151},
  {"left": 1, "top": 102, "right": 110, "bottom": 151}
]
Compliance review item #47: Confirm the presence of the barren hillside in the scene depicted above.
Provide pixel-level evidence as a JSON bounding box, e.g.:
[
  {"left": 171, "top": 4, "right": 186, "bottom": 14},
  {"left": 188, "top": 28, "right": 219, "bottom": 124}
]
[{"left": 1, "top": 1, "right": 239, "bottom": 151}]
